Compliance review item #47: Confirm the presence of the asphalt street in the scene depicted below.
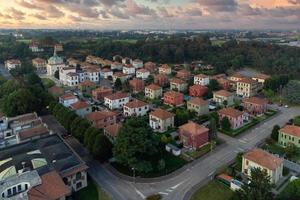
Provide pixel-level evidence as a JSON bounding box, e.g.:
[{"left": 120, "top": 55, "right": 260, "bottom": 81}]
[{"left": 88, "top": 107, "right": 300, "bottom": 200}]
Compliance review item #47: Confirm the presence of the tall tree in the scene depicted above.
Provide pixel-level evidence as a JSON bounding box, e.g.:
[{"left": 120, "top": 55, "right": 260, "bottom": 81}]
[
  {"left": 271, "top": 125, "right": 280, "bottom": 141},
  {"left": 113, "top": 117, "right": 158, "bottom": 173},
  {"left": 221, "top": 117, "right": 231, "bottom": 131},
  {"left": 208, "top": 117, "right": 218, "bottom": 141},
  {"left": 234, "top": 168, "right": 274, "bottom": 200},
  {"left": 92, "top": 134, "right": 113, "bottom": 161}
]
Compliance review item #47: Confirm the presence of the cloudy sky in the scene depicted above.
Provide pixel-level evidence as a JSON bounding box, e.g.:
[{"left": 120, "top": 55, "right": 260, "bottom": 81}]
[{"left": 0, "top": 0, "right": 299, "bottom": 29}]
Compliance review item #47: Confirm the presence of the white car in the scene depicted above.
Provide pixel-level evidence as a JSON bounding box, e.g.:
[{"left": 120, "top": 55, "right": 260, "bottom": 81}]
[{"left": 285, "top": 105, "right": 289, "bottom": 108}]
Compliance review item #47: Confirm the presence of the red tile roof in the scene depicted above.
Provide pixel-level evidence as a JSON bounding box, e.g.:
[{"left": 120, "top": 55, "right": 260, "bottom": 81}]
[
  {"left": 244, "top": 148, "right": 283, "bottom": 171},
  {"left": 124, "top": 100, "right": 147, "bottom": 109},
  {"left": 18, "top": 125, "right": 49, "bottom": 140},
  {"left": 87, "top": 110, "right": 117, "bottom": 122},
  {"left": 146, "top": 84, "right": 161, "bottom": 91},
  {"left": 104, "top": 123, "right": 122, "bottom": 138},
  {"left": 280, "top": 125, "right": 300, "bottom": 138},
  {"left": 238, "top": 78, "right": 257, "bottom": 84},
  {"left": 137, "top": 68, "right": 149, "bottom": 73},
  {"left": 243, "top": 97, "right": 268, "bottom": 105},
  {"left": 195, "top": 74, "right": 208, "bottom": 78},
  {"left": 70, "top": 101, "right": 89, "bottom": 110},
  {"left": 48, "top": 86, "right": 64, "bottom": 95},
  {"left": 164, "top": 91, "right": 183, "bottom": 98},
  {"left": 105, "top": 92, "right": 128, "bottom": 100},
  {"left": 253, "top": 73, "right": 270, "bottom": 80},
  {"left": 79, "top": 80, "right": 96, "bottom": 87},
  {"left": 150, "top": 109, "right": 175, "bottom": 120},
  {"left": 171, "top": 78, "right": 185, "bottom": 85},
  {"left": 60, "top": 93, "right": 77, "bottom": 101},
  {"left": 28, "top": 171, "right": 71, "bottom": 200},
  {"left": 188, "top": 97, "right": 208, "bottom": 106},
  {"left": 179, "top": 122, "right": 209, "bottom": 136},
  {"left": 218, "top": 107, "right": 244, "bottom": 118},
  {"left": 214, "top": 90, "right": 232, "bottom": 97}
]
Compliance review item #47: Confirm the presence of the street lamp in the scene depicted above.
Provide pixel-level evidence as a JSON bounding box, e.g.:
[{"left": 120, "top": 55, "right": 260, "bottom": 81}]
[{"left": 132, "top": 167, "right": 136, "bottom": 183}]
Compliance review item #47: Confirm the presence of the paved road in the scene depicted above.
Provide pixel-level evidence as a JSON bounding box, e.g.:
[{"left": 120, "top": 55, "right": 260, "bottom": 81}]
[
  {"left": 41, "top": 108, "right": 300, "bottom": 200},
  {"left": 89, "top": 107, "right": 300, "bottom": 200}
]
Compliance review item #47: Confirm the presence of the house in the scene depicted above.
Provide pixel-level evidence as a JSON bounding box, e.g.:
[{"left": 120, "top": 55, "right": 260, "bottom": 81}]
[
  {"left": 176, "top": 69, "right": 191, "bottom": 80},
  {"left": 82, "top": 68, "right": 100, "bottom": 83},
  {"left": 16, "top": 124, "right": 51, "bottom": 143},
  {"left": 29, "top": 41, "right": 44, "bottom": 52},
  {"left": 59, "top": 67, "right": 77, "bottom": 85},
  {"left": 278, "top": 125, "right": 300, "bottom": 148},
  {"left": 187, "top": 98, "right": 209, "bottom": 116},
  {"left": 243, "top": 97, "right": 268, "bottom": 116},
  {"left": 179, "top": 122, "right": 209, "bottom": 149},
  {"left": 252, "top": 73, "right": 270, "bottom": 84},
  {"left": 67, "top": 58, "right": 82, "bottom": 67},
  {"left": 100, "top": 68, "right": 113, "bottom": 79},
  {"left": 70, "top": 101, "right": 92, "bottom": 117},
  {"left": 104, "top": 92, "right": 130, "bottom": 110},
  {"left": 213, "top": 90, "right": 234, "bottom": 106},
  {"left": 194, "top": 74, "right": 210, "bottom": 86},
  {"left": 54, "top": 43, "right": 63, "bottom": 52},
  {"left": 123, "top": 100, "right": 149, "bottom": 117},
  {"left": 104, "top": 123, "right": 122, "bottom": 142},
  {"left": 47, "top": 50, "right": 65, "bottom": 76},
  {"left": 122, "top": 64, "right": 135, "bottom": 76},
  {"left": 111, "top": 61, "right": 123, "bottom": 70},
  {"left": 145, "top": 84, "right": 162, "bottom": 99},
  {"left": 86, "top": 110, "right": 117, "bottom": 129},
  {"left": 132, "top": 59, "right": 143, "bottom": 68},
  {"left": 0, "top": 134, "right": 88, "bottom": 197},
  {"left": 159, "top": 64, "right": 172, "bottom": 75},
  {"left": 136, "top": 68, "right": 150, "bottom": 80},
  {"left": 189, "top": 85, "right": 208, "bottom": 97},
  {"left": 78, "top": 80, "right": 96, "bottom": 93},
  {"left": 5, "top": 59, "right": 21, "bottom": 71},
  {"left": 154, "top": 74, "right": 169, "bottom": 87},
  {"left": 164, "top": 91, "right": 184, "bottom": 107},
  {"left": 59, "top": 93, "right": 79, "bottom": 107},
  {"left": 129, "top": 78, "right": 145, "bottom": 93},
  {"left": 92, "top": 87, "right": 113, "bottom": 102},
  {"left": 236, "top": 78, "right": 261, "bottom": 98},
  {"left": 212, "top": 75, "right": 231, "bottom": 90},
  {"left": 122, "top": 57, "right": 132, "bottom": 65},
  {"left": 242, "top": 148, "right": 283, "bottom": 184},
  {"left": 113, "top": 72, "right": 128, "bottom": 83},
  {"left": 170, "top": 78, "right": 188, "bottom": 92},
  {"left": 144, "top": 62, "right": 157, "bottom": 73},
  {"left": 218, "top": 107, "right": 247, "bottom": 129},
  {"left": 149, "top": 109, "right": 175, "bottom": 132},
  {"left": 32, "top": 58, "right": 47, "bottom": 73},
  {"left": 228, "top": 73, "right": 245, "bottom": 82}
]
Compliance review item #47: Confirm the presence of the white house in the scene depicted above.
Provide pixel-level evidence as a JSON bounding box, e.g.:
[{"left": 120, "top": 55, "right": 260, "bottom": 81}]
[
  {"left": 242, "top": 148, "right": 283, "bottom": 184},
  {"left": 104, "top": 92, "right": 130, "bottom": 110},
  {"left": 194, "top": 74, "right": 210, "bottom": 86},
  {"left": 100, "top": 68, "right": 113, "bottom": 79},
  {"left": 123, "top": 100, "right": 149, "bottom": 117},
  {"left": 111, "top": 62, "right": 123, "bottom": 70},
  {"left": 59, "top": 93, "right": 79, "bottom": 107},
  {"left": 123, "top": 64, "right": 135, "bottom": 75},
  {"left": 136, "top": 68, "right": 150, "bottom": 80},
  {"left": 5, "top": 59, "right": 21, "bottom": 71},
  {"left": 122, "top": 57, "right": 132, "bottom": 65},
  {"left": 59, "top": 67, "right": 76, "bottom": 85},
  {"left": 65, "top": 72, "right": 79, "bottom": 86},
  {"left": 132, "top": 59, "right": 143, "bottom": 69}
]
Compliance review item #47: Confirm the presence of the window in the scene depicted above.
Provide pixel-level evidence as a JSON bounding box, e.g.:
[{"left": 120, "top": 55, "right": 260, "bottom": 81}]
[{"left": 76, "top": 182, "right": 82, "bottom": 190}]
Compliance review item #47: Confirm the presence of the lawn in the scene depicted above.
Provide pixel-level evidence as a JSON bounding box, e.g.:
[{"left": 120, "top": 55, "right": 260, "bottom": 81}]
[
  {"left": 75, "top": 180, "right": 111, "bottom": 200},
  {"left": 191, "top": 180, "right": 235, "bottom": 200},
  {"left": 41, "top": 78, "right": 55, "bottom": 89},
  {"left": 186, "top": 143, "right": 212, "bottom": 159},
  {"left": 114, "top": 39, "right": 137, "bottom": 44},
  {"left": 111, "top": 151, "right": 188, "bottom": 178}
]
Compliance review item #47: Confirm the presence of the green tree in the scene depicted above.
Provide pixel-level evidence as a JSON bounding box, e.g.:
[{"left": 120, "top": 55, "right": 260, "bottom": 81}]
[
  {"left": 175, "top": 109, "right": 189, "bottom": 126},
  {"left": 283, "top": 80, "right": 300, "bottom": 104},
  {"left": 278, "top": 178, "right": 300, "bottom": 200},
  {"left": 113, "top": 117, "right": 158, "bottom": 173},
  {"left": 208, "top": 117, "right": 218, "bottom": 141},
  {"left": 87, "top": 129, "right": 101, "bottom": 151},
  {"left": 234, "top": 168, "right": 274, "bottom": 200},
  {"left": 92, "top": 133, "right": 113, "bottom": 161},
  {"left": 271, "top": 125, "right": 280, "bottom": 141},
  {"left": 115, "top": 78, "right": 122, "bottom": 91},
  {"left": 221, "top": 117, "right": 231, "bottom": 131},
  {"left": 157, "top": 159, "right": 166, "bottom": 171},
  {"left": 235, "top": 152, "right": 243, "bottom": 171},
  {"left": 285, "top": 143, "right": 299, "bottom": 159}
]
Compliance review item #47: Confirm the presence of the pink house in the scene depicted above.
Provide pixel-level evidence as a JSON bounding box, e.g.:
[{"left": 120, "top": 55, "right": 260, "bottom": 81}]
[
  {"left": 218, "top": 107, "right": 247, "bottom": 129},
  {"left": 179, "top": 122, "right": 209, "bottom": 149}
]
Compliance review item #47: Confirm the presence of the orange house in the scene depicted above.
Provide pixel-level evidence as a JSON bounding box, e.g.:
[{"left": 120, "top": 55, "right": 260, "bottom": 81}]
[{"left": 164, "top": 91, "right": 184, "bottom": 106}]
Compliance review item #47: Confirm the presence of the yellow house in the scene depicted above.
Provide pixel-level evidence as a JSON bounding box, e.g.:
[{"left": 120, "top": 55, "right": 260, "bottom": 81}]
[
  {"left": 242, "top": 148, "right": 283, "bottom": 184},
  {"left": 145, "top": 84, "right": 163, "bottom": 99},
  {"left": 236, "top": 78, "right": 260, "bottom": 98}
]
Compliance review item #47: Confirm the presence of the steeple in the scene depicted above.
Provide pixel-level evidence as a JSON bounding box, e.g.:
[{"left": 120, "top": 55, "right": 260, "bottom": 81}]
[{"left": 54, "top": 48, "right": 57, "bottom": 56}]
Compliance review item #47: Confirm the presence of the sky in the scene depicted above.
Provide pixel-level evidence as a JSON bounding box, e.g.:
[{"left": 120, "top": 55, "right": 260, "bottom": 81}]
[{"left": 0, "top": 0, "right": 299, "bottom": 30}]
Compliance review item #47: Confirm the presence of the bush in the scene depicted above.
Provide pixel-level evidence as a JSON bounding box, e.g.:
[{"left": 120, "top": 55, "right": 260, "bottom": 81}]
[{"left": 146, "top": 194, "right": 162, "bottom": 200}]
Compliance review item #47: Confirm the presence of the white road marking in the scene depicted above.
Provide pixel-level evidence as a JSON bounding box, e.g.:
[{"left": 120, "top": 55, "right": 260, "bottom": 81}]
[
  {"left": 166, "top": 189, "right": 173, "bottom": 192},
  {"left": 159, "top": 192, "right": 169, "bottom": 195},
  {"left": 134, "top": 188, "right": 146, "bottom": 199},
  {"left": 171, "top": 181, "right": 185, "bottom": 190},
  {"left": 208, "top": 170, "right": 215, "bottom": 177},
  {"left": 238, "top": 139, "right": 247, "bottom": 144}
]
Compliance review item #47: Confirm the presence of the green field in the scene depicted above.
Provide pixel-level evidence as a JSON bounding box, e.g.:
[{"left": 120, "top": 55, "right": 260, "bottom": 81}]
[
  {"left": 16, "top": 39, "right": 32, "bottom": 44},
  {"left": 191, "top": 180, "right": 235, "bottom": 200},
  {"left": 114, "top": 39, "right": 137, "bottom": 44}
]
